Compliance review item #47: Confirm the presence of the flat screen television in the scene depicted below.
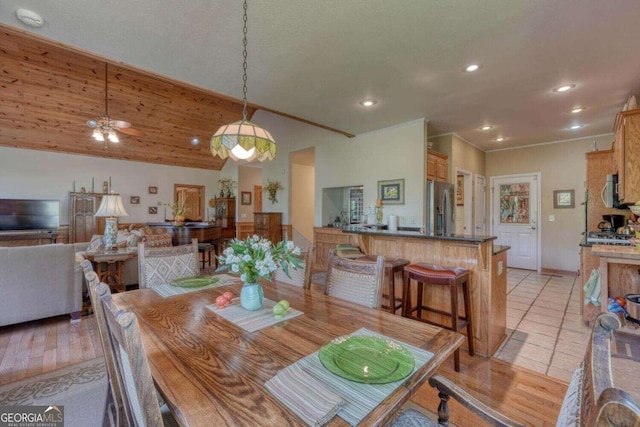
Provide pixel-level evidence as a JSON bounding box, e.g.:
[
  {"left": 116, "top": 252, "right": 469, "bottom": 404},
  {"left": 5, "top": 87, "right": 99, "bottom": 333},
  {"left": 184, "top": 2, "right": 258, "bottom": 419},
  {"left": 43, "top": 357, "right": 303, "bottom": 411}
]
[{"left": 0, "top": 199, "right": 60, "bottom": 231}]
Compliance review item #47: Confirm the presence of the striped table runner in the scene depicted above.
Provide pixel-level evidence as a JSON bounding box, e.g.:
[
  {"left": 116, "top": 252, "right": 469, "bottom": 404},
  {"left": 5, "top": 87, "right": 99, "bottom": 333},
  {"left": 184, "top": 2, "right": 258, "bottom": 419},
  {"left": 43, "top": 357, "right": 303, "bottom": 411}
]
[
  {"left": 269, "top": 328, "right": 433, "bottom": 426},
  {"left": 151, "top": 273, "right": 237, "bottom": 298},
  {"left": 207, "top": 298, "right": 304, "bottom": 333}
]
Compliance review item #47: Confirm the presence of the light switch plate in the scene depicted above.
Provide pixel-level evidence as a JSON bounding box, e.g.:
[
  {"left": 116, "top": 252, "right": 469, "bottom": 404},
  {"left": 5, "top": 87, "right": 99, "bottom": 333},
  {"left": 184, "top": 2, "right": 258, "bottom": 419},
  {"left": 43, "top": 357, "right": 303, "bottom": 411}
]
[{"left": 549, "top": 214, "right": 555, "bottom": 222}]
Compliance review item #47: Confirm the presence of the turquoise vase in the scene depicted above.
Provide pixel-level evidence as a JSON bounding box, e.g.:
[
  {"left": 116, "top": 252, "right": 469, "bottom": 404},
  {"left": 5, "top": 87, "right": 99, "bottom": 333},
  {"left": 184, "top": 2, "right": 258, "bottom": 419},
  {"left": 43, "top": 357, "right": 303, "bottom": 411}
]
[{"left": 240, "top": 282, "right": 264, "bottom": 311}]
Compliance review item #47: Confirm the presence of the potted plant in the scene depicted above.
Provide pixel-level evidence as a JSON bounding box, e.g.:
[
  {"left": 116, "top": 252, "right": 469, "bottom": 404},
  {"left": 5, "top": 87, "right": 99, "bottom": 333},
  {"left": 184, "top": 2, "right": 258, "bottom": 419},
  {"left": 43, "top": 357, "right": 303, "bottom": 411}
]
[
  {"left": 218, "top": 178, "right": 237, "bottom": 198},
  {"left": 216, "top": 235, "right": 302, "bottom": 310},
  {"left": 264, "top": 180, "right": 284, "bottom": 204},
  {"left": 164, "top": 197, "right": 188, "bottom": 226}
]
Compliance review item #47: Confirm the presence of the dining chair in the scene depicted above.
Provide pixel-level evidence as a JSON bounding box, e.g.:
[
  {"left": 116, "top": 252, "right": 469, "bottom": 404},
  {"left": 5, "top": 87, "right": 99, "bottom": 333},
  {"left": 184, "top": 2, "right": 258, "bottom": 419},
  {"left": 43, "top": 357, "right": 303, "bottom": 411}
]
[
  {"left": 138, "top": 238, "right": 199, "bottom": 288},
  {"left": 80, "top": 260, "right": 125, "bottom": 426},
  {"left": 273, "top": 247, "right": 315, "bottom": 289},
  {"left": 100, "top": 283, "right": 179, "bottom": 426},
  {"left": 324, "top": 249, "right": 384, "bottom": 308},
  {"left": 391, "top": 311, "right": 640, "bottom": 426}
]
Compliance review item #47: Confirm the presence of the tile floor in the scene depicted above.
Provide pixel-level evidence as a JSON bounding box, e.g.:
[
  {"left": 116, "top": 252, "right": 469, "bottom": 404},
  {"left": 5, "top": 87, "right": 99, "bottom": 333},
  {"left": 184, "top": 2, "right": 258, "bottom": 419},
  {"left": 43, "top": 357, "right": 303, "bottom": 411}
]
[{"left": 494, "top": 268, "right": 590, "bottom": 382}]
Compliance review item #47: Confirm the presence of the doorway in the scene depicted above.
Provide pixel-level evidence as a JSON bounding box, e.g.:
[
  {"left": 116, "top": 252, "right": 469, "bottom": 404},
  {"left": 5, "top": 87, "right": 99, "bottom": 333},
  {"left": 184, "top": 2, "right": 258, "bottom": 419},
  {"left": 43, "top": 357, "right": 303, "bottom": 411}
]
[
  {"left": 474, "top": 175, "right": 486, "bottom": 234},
  {"left": 454, "top": 168, "right": 473, "bottom": 234},
  {"left": 290, "top": 147, "right": 315, "bottom": 250},
  {"left": 490, "top": 173, "right": 541, "bottom": 271},
  {"left": 174, "top": 184, "right": 204, "bottom": 221}
]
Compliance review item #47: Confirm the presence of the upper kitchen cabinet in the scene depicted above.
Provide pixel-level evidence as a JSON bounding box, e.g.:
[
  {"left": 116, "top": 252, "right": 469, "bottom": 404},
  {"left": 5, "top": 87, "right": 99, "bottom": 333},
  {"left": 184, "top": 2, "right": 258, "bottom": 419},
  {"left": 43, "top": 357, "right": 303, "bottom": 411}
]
[
  {"left": 426, "top": 150, "right": 448, "bottom": 182},
  {"left": 613, "top": 109, "right": 640, "bottom": 204}
]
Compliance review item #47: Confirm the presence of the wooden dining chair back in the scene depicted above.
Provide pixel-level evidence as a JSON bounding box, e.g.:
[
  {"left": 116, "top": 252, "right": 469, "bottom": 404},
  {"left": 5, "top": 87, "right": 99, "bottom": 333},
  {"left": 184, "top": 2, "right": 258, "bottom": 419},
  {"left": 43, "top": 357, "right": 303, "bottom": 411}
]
[
  {"left": 325, "top": 249, "right": 384, "bottom": 308},
  {"left": 273, "top": 247, "right": 315, "bottom": 289},
  {"left": 101, "top": 288, "right": 178, "bottom": 427},
  {"left": 138, "top": 238, "right": 199, "bottom": 288},
  {"left": 392, "top": 312, "right": 640, "bottom": 426},
  {"left": 80, "top": 259, "right": 125, "bottom": 426}
]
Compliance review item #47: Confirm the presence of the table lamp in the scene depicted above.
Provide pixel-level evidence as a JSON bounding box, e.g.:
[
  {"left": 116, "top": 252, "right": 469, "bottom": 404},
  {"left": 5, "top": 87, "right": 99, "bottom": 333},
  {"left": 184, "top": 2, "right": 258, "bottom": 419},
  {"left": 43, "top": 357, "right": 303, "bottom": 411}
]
[{"left": 95, "top": 194, "right": 129, "bottom": 250}]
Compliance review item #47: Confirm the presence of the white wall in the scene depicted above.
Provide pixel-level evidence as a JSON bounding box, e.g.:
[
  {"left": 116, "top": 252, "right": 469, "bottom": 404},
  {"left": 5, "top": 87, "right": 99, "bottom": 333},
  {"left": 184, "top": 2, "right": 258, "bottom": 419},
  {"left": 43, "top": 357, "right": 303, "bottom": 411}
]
[
  {"left": 250, "top": 111, "right": 426, "bottom": 227},
  {"left": 0, "top": 147, "right": 220, "bottom": 225},
  {"left": 291, "top": 163, "right": 315, "bottom": 244}
]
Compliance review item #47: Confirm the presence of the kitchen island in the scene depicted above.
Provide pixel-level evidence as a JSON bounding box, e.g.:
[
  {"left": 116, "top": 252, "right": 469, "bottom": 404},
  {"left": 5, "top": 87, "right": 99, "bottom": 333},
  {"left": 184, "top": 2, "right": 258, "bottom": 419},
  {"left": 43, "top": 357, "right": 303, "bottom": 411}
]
[
  {"left": 592, "top": 244, "right": 640, "bottom": 315},
  {"left": 334, "top": 226, "right": 507, "bottom": 357}
]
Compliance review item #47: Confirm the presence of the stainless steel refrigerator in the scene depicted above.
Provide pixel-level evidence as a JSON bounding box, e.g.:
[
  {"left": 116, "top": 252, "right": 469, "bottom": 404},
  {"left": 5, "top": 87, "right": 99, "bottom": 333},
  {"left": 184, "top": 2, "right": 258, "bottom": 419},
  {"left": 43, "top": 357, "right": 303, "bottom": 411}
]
[{"left": 426, "top": 180, "right": 455, "bottom": 234}]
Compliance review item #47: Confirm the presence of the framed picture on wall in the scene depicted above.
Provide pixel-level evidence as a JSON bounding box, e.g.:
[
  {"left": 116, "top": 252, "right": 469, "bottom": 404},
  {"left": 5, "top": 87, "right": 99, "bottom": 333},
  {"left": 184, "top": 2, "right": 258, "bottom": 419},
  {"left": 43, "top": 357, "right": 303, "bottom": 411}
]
[
  {"left": 378, "top": 179, "right": 404, "bottom": 204},
  {"left": 553, "top": 189, "right": 575, "bottom": 209},
  {"left": 130, "top": 196, "right": 140, "bottom": 204},
  {"left": 148, "top": 186, "right": 158, "bottom": 194},
  {"left": 149, "top": 206, "right": 157, "bottom": 214},
  {"left": 241, "top": 191, "right": 252, "bottom": 205}
]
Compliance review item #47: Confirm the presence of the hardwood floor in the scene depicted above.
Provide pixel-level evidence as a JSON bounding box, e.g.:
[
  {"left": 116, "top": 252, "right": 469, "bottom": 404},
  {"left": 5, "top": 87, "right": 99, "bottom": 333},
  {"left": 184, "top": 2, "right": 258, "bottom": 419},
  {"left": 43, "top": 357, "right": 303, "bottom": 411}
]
[
  {"left": 0, "top": 315, "right": 103, "bottom": 386},
  {"left": 0, "top": 314, "right": 566, "bottom": 426}
]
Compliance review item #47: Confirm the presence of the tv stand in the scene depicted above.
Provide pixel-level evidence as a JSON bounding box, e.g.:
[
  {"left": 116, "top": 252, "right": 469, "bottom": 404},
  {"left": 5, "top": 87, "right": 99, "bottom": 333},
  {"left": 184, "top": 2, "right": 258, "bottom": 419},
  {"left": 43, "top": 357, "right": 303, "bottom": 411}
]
[{"left": 0, "top": 230, "right": 58, "bottom": 244}]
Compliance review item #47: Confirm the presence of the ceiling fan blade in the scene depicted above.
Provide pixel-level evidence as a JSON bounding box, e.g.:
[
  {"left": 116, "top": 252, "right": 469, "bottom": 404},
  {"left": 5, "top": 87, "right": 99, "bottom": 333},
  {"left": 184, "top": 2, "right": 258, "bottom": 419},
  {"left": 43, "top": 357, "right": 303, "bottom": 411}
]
[
  {"left": 109, "top": 119, "right": 131, "bottom": 129},
  {"left": 118, "top": 127, "right": 142, "bottom": 136}
]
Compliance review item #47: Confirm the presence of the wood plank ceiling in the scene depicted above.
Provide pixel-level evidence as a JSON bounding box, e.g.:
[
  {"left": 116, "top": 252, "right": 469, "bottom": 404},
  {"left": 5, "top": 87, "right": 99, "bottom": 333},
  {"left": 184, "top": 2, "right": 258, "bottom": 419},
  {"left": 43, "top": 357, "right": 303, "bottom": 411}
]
[{"left": 0, "top": 24, "right": 257, "bottom": 171}]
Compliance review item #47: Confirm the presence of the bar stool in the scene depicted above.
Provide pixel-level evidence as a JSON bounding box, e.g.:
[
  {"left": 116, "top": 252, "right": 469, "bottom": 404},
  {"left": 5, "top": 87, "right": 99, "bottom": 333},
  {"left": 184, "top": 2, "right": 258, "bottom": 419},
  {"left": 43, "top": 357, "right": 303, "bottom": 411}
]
[
  {"left": 360, "top": 255, "right": 410, "bottom": 314},
  {"left": 401, "top": 262, "right": 474, "bottom": 371},
  {"left": 198, "top": 243, "right": 214, "bottom": 269}
]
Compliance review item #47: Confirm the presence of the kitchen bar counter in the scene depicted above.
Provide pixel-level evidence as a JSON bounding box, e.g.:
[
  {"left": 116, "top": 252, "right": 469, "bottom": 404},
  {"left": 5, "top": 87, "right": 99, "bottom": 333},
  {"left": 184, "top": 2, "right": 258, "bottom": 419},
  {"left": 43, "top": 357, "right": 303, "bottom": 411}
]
[
  {"left": 336, "top": 227, "right": 507, "bottom": 357},
  {"left": 343, "top": 225, "right": 496, "bottom": 243}
]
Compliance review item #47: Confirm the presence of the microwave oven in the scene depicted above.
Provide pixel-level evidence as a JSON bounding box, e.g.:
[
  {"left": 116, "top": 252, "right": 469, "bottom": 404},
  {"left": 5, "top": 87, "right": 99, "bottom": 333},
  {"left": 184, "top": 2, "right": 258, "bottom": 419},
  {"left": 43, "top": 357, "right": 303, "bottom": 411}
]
[{"left": 602, "top": 174, "right": 621, "bottom": 208}]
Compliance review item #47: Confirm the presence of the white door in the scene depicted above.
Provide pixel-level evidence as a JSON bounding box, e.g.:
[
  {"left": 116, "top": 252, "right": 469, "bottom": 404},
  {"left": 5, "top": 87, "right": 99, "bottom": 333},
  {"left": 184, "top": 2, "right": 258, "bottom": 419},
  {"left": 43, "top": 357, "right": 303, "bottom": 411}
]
[
  {"left": 474, "top": 175, "right": 486, "bottom": 235},
  {"left": 491, "top": 174, "right": 539, "bottom": 271}
]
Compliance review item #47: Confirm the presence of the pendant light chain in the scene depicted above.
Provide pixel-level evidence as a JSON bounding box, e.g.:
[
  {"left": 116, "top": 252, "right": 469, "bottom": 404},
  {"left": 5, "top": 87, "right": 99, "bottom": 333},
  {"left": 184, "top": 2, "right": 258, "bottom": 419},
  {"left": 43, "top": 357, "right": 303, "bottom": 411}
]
[{"left": 241, "top": 0, "right": 248, "bottom": 121}]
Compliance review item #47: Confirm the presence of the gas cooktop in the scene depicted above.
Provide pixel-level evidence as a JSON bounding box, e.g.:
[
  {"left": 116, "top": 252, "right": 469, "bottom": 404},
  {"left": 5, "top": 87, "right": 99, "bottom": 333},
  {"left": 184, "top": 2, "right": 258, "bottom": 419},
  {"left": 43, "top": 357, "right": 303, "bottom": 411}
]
[{"left": 586, "top": 231, "right": 633, "bottom": 245}]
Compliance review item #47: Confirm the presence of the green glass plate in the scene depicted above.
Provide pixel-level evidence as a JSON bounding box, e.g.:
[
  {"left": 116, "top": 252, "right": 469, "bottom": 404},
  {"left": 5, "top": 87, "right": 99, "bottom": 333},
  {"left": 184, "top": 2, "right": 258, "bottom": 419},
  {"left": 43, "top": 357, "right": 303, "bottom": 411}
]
[
  {"left": 319, "top": 336, "right": 415, "bottom": 384},
  {"left": 170, "top": 276, "right": 219, "bottom": 288}
]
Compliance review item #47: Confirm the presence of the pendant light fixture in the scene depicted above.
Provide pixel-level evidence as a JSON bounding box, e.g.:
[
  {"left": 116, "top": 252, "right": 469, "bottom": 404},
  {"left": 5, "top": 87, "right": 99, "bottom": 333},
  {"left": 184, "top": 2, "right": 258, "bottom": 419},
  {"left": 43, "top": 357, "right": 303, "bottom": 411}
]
[{"left": 210, "top": 0, "right": 276, "bottom": 162}]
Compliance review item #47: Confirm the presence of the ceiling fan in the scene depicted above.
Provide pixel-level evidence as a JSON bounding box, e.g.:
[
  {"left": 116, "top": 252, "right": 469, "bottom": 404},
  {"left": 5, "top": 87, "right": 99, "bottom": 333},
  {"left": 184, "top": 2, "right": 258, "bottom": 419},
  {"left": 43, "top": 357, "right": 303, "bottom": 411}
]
[{"left": 87, "top": 62, "right": 139, "bottom": 147}]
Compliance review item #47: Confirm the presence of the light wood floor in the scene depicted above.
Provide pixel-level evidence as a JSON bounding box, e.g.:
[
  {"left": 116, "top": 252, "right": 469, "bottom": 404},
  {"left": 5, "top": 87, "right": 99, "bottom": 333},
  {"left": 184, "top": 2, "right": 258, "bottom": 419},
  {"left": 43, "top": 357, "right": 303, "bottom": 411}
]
[{"left": 0, "top": 314, "right": 566, "bottom": 426}]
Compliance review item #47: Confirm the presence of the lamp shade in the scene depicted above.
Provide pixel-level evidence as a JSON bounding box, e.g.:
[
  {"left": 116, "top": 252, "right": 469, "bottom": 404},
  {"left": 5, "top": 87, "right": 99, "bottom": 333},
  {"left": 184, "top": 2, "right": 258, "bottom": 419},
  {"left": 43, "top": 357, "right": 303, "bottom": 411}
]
[
  {"left": 95, "top": 194, "right": 129, "bottom": 217},
  {"left": 210, "top": 120, "right": 276, "bottom": 162}
]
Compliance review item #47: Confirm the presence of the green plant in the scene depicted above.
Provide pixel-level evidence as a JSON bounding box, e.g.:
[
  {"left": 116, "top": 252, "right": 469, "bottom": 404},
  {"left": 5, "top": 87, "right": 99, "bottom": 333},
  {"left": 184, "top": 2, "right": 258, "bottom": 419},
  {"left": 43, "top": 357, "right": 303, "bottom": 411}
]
[
  {"left": 216, "top": 235, "right": 302, "bottom": 283},
  {"left": 164, "top": 197, "right": 188, "bottom": 217},
  {"left": 264, "top": 179, "right": 284, "bottom": 203}
]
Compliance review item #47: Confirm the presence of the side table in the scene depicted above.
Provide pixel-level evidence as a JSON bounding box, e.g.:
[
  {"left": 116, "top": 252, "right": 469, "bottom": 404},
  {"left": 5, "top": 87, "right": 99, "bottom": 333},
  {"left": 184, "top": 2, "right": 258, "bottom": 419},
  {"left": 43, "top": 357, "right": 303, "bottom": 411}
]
[{"left": 85, "top": 249, "right": 136, "bottom": 293}]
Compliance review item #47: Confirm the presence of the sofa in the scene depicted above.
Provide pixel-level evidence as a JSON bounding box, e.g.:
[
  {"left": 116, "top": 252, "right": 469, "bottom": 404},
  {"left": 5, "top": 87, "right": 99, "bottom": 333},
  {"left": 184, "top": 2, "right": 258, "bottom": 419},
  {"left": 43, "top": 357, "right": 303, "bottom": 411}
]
[{"left": 0, "top": 243, "right": 85, "bottom": 327}]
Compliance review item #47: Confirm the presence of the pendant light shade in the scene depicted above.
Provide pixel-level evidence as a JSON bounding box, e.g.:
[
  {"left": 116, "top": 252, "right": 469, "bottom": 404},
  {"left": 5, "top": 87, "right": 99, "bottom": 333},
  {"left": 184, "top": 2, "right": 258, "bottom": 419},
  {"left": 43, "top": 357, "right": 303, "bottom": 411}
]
[
  {"left": 210, "top": 0, "right": 276, "bottom": 163},
  {"left": 211, "top": 120, "right": 276, "bottom": 162}
]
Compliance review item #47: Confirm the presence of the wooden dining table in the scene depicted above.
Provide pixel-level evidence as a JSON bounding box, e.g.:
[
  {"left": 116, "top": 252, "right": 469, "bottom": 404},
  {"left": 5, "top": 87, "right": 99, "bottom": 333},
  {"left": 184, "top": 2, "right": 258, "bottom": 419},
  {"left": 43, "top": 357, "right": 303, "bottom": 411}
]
[{"left": 111, "top": 277, "right": 464, "bottom": 426}]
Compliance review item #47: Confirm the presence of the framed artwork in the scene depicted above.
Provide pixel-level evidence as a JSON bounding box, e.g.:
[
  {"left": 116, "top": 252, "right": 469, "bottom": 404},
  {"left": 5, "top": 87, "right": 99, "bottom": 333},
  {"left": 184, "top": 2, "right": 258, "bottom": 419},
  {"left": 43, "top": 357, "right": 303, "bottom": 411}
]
[
  {"left": 378, "top": 179, "right": 404, "bottom": 205},
  {"left": 148, "top": 206, "right": 157, "bottom": 214},
  {"left": 553, "top": 189, "right": 575, "bottom": 209},
  {"left": 148, "top": 186, "right": 158, "bottom": 194},
  {"left": 130, "top": 196, "right": 140, "bottom": 204},
  {"left": 241, "top": 191, "right": 252, "bottom": 205},
  {"left": 456, "top": 175, "right": 464, "bottom": 206}
]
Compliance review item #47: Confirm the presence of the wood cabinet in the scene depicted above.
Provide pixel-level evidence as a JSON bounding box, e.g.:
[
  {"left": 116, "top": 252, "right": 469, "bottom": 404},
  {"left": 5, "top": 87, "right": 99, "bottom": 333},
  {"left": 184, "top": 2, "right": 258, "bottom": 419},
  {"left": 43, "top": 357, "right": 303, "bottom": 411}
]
[
  {"left": 69, "top": 192, "right": 105, "bottom": 243},
  {"left": 613, "top": 109, "right": 640, "bottom": 204},
  {"left": 212, "top": 197, "right": 236, "bottom": 238},
  {"left": 585, "top": 149, "right": 624, "bottom": 231},
  {"left": 312, "top": 227, "right": 358, "bottom": 272},
  {"left": 254, "top": 212, "right": 282, "bottom": 243},
  {"left": 426, "top": 150, "right": 448, "bottom": 182}
]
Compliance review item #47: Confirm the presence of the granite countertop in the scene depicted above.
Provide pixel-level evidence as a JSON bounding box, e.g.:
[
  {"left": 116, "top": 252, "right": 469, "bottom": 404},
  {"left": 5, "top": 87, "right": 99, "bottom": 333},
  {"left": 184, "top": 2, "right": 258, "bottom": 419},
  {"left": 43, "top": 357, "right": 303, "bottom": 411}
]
[
  {"left": 341, "top": 225, "right": 497, "bottom": 243},
  {"left": 591, "top": 244, "right": 640, "bottom": 260},
  {"left": 493, "top": 245, "right": 510, "bottom": 255}
]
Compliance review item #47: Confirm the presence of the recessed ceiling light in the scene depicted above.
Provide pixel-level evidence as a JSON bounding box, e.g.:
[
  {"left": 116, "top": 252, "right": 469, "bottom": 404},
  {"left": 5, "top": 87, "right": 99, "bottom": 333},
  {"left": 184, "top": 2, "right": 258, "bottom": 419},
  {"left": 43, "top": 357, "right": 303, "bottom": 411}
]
[
  {"left": 495, "top": 137, "right": 505, "bottom": 142},
  {"left": 571, "top": 107, "right": 584, "bottom": 113},
  {"left": 190, "top": 136, "right": 200, "bottom": 146},
  {"left": 359, "top": 99, "right": 377, "bottom": 107},
  {"left": 569, "top": 124, "right": 583, "bottom": 130},
  {"left": 465, "top": 64, "right": 481, "bottom": 73},
  {"left": 15, "top": 8, "right": 44, "bottom": 28},
  {"left": 553, "top": 84, "right": 576, "bottom": 93},
  {"left": 481, "top": 125, "right": 493, "bottom": 131}
]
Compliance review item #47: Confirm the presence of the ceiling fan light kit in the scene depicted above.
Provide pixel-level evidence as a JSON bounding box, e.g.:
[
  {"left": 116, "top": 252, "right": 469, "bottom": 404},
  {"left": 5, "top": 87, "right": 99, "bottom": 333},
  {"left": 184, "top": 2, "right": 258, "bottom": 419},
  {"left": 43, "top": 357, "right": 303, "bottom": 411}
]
[
  {"left": 210, "top": 0, "right": 276, "bottom": 163},
  {"left": 88, "top": 62, "right": 132, "bottom": 148}
]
